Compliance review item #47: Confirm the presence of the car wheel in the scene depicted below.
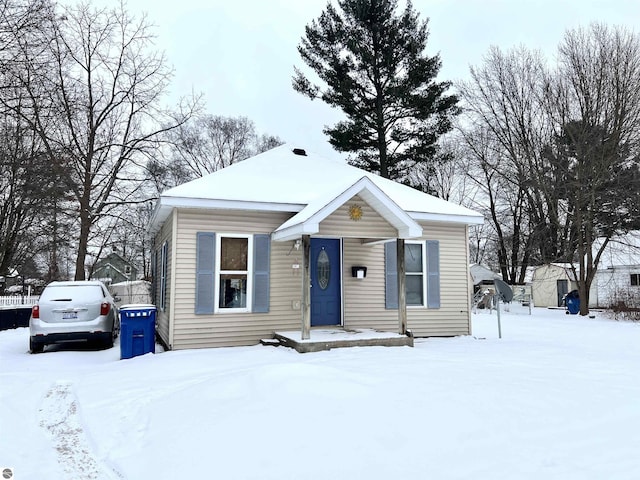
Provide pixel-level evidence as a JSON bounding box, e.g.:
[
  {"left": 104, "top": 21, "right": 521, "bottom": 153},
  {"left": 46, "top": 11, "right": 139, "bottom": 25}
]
[
  {"left": 29, "top": 338, "right": 44, "bottom": 354},
  {"left": 104, "top": 331, "right": 115, "bottom": 349}
]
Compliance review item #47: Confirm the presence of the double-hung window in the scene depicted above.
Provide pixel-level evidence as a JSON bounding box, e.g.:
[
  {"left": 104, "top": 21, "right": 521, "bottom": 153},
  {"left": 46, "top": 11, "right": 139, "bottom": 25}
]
[
  {"left": 405, "top": 241, "right": 426, "bottom": 306},
  {"left": 195, "top": 231, "right": 271, "bottom": 315},
  {"left": 631, "top": 273, "right": 640, "bottom": 286},
  {"left": 216, "top": 234, "right": 252, "bottom": 312},
  {"left": 385, "top": 239, "right": 440, "bottom": 309}
]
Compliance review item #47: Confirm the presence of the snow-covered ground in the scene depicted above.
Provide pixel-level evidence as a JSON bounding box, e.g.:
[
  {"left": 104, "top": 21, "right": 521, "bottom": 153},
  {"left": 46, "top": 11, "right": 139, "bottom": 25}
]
[{"left": 1, "top": 307, "right": 639, "bottom": 479}]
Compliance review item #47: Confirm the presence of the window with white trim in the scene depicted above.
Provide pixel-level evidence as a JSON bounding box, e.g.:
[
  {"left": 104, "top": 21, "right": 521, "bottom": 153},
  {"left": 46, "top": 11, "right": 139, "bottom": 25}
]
[
  {"left": 215, "top": 234, "right": 253, "bottom": 311},
  {"left": 631, "top": 273, "right": 640, "bottom": 286},
  {"left": 405, "top": 241, "right": 426, "bottom": 306}
]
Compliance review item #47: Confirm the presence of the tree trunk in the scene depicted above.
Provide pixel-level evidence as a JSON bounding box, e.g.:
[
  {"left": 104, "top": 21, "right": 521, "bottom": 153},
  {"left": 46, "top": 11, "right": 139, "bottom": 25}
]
[
  {"left": 74, "top": 186, "right": 92, "bottom": 280},
  {"left": 74, "top": 216, "right": 90, "bottom": 280}
]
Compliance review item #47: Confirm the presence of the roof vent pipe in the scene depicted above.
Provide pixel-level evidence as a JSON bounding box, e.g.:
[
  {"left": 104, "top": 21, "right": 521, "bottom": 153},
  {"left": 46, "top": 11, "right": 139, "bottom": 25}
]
[{"left": 292, "top": 148, "right": 307, "bottom": 156}]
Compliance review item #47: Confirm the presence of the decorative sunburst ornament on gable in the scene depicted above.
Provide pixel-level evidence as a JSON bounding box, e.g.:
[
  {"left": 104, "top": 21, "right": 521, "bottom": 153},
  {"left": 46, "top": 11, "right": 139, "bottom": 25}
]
[{"left": 348, "top": 204, "right": 363, "bottom": 221}]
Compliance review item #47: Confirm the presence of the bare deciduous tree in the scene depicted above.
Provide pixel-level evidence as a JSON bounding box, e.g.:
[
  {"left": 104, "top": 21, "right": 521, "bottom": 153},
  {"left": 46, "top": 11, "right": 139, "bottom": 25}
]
[
  {"left": 154, "top": 114, "right": 283, "bottom": 190},
  {"left": 0, "top": 1, "right": 197, "bottom": 280},
  {"left": 544, "top": 23, "right": 640, "bottom": 312},
  {"left": 457, "top": 46, "right": 550, "bottom": 283},
  {"left": 458, "top": 25, "right": 640, "bottom": 314},
  {"left": 0, "top": 0, "right": 62, "bottom": 278},
  {"left": 0, "top": 117, "right": 47, "bottom": 275}
]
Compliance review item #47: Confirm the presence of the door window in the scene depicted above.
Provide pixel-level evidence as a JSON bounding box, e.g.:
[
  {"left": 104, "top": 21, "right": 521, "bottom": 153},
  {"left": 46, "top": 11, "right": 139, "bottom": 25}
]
[{"left": 317, "top": 249, "right": 330, "bottom": 290}]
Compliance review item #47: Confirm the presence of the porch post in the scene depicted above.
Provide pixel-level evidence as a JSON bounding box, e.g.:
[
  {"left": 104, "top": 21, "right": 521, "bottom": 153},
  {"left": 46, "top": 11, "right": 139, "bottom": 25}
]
[
  {"left": 397, "top": 238, "right": 407, "bottom": 334},
  {"left": 301, "top": 234, "right": 311, "bottom": 340}
]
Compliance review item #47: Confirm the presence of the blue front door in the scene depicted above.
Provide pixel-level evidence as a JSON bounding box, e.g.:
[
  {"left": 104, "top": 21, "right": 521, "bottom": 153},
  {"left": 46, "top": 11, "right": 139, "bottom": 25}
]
[{"left": 310, "top": 238, "right": 341, "bottom": 326}]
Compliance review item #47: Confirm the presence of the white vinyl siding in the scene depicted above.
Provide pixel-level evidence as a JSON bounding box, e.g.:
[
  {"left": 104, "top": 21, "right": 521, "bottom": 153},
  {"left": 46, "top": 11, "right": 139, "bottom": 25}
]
[{"left": 592, "top": 265, "right": 640, "bottom": 308}]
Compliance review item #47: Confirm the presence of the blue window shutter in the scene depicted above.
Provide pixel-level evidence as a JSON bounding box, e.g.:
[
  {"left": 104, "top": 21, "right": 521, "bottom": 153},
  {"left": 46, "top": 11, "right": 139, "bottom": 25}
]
[
  {"left": 427, "top": 240, "right": 440, "bottom": 308},
  {"left": 195, "top": 232, "right": 215, "bottom": 314},
  {"left": 151, "top": 249, "right": 157, "bottom": 305},
  {"left": 160, "top": 242, "right": 168, "bottom": 310},
  {"left": 385, "top": 240, "right": 398, "bottom": 309},
  {"left": 252, "top": 234, "right": 271, "bottom": 313}
]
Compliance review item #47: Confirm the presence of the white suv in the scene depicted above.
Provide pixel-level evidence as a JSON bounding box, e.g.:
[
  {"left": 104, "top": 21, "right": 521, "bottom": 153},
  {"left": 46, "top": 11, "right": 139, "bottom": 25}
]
[{"left": 29, "top": 280, "right": 120, "bottom": 353}]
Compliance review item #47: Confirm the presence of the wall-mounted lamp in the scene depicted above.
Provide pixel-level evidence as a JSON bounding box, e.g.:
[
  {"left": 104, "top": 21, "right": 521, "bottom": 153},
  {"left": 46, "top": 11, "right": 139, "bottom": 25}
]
[
  {"left": 351, "top": 266, "right": 367, "bottom": 279},
  {"left": 294, "top": 239, "right": 301, "bottom": 251}
]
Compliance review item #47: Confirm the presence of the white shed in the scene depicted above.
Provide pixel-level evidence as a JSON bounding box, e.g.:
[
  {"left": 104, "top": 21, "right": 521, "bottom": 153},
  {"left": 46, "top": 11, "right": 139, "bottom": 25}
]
[{"left": 531, "top": 263, "right": 577, "bottom": 307}]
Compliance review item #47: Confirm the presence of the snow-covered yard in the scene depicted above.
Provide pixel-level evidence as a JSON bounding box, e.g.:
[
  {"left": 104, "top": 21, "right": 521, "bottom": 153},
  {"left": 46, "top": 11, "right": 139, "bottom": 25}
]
[{"left": 1, "top": 307, "right": 639, "bottom": 479}]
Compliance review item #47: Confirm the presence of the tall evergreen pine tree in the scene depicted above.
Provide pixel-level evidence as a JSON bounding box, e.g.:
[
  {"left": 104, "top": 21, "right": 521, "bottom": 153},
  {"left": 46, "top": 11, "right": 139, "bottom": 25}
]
[{"left": 293, "top": 0, "right": 459, "bottom": 182}]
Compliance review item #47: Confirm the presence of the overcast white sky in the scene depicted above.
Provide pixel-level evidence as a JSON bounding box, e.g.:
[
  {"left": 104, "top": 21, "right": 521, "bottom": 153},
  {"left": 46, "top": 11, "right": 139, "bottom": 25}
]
[{"left": 122, "top": 0, "right": 640, "bottom": 160}]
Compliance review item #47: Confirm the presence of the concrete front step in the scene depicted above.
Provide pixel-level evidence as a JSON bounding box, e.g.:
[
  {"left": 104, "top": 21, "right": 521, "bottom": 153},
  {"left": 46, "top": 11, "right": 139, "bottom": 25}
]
[{"left": 271, "top": 328, "right": 413, "bottom": 353}]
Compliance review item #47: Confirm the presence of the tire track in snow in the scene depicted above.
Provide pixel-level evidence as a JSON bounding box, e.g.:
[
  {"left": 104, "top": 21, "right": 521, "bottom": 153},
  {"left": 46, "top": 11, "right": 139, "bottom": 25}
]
[{"left": 39, "top": 382, "right": 124, "bottom": 479}]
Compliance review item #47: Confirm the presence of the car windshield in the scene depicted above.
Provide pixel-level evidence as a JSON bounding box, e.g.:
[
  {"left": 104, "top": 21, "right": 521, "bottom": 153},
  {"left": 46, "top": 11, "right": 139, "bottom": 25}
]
[{"left": 40, "top": 285, "right": 105, "bottom": 302}]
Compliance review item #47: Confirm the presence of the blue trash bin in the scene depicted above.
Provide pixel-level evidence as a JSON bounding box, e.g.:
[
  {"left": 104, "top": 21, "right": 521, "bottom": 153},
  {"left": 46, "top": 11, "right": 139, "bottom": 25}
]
[
  {"left": 565, "top": 290, "right": 580, "bottom": 315},
  {"left": 120, "top": 304, "right": 156, "bottom": 359}
]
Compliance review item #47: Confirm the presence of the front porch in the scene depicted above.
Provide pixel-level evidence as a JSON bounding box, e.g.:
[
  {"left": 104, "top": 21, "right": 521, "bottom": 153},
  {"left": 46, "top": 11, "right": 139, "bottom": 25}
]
[{"left": 263, "top": 327, "right": 414, "bottom": 353}]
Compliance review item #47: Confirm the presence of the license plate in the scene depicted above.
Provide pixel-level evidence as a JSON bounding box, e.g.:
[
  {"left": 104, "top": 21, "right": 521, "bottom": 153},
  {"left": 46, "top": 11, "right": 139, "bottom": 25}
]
[{"left": 62, "top": 312, "right": 78, "bottom": 320}]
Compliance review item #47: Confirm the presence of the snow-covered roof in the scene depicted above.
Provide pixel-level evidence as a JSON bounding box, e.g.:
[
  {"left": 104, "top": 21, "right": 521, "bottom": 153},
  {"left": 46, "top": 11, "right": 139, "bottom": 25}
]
[
  {"left": 109, "top": 280, "right": 152, "bottom": 296},
  {"left": 594, "top": 232, "right": 640, "bottom": 268},
  {"left": 149, "top": 144, "right": 484, "bottom": 236},
  {"left": 110, "top": 280, "right": 151, "bottom": 287},
  {"left": 469, "top": 263, "right": 501, "bottom": 284}
]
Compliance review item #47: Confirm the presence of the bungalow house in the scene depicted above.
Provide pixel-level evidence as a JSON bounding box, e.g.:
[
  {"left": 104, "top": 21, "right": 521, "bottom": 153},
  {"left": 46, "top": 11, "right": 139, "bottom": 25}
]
[{"left": 148, "top": 145, "right": 484, "bottom": 350}]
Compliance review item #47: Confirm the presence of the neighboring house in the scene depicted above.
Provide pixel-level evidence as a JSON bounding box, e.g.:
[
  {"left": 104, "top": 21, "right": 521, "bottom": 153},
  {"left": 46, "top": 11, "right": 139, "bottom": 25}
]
[
  {"left": 531, "top": 263, "right": 577, "bottom": 307},
  {"left": 148, "top": 145, "right": 484, "bottom": 350},
  {"left": 92, "top": 253, "right": 138, "bottom": 285},
  {"left": 591, "top": 232, "right": 640, "bottom": 308}
]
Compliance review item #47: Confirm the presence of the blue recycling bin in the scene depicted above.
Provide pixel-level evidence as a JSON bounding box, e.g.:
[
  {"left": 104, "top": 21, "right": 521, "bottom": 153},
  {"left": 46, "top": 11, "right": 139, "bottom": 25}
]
[
  {"left": 565, "top": 290, "right": 580, "bottom": 315},
  {"left": 120, "top": 304, "right": 156, "bottom": 359}
]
